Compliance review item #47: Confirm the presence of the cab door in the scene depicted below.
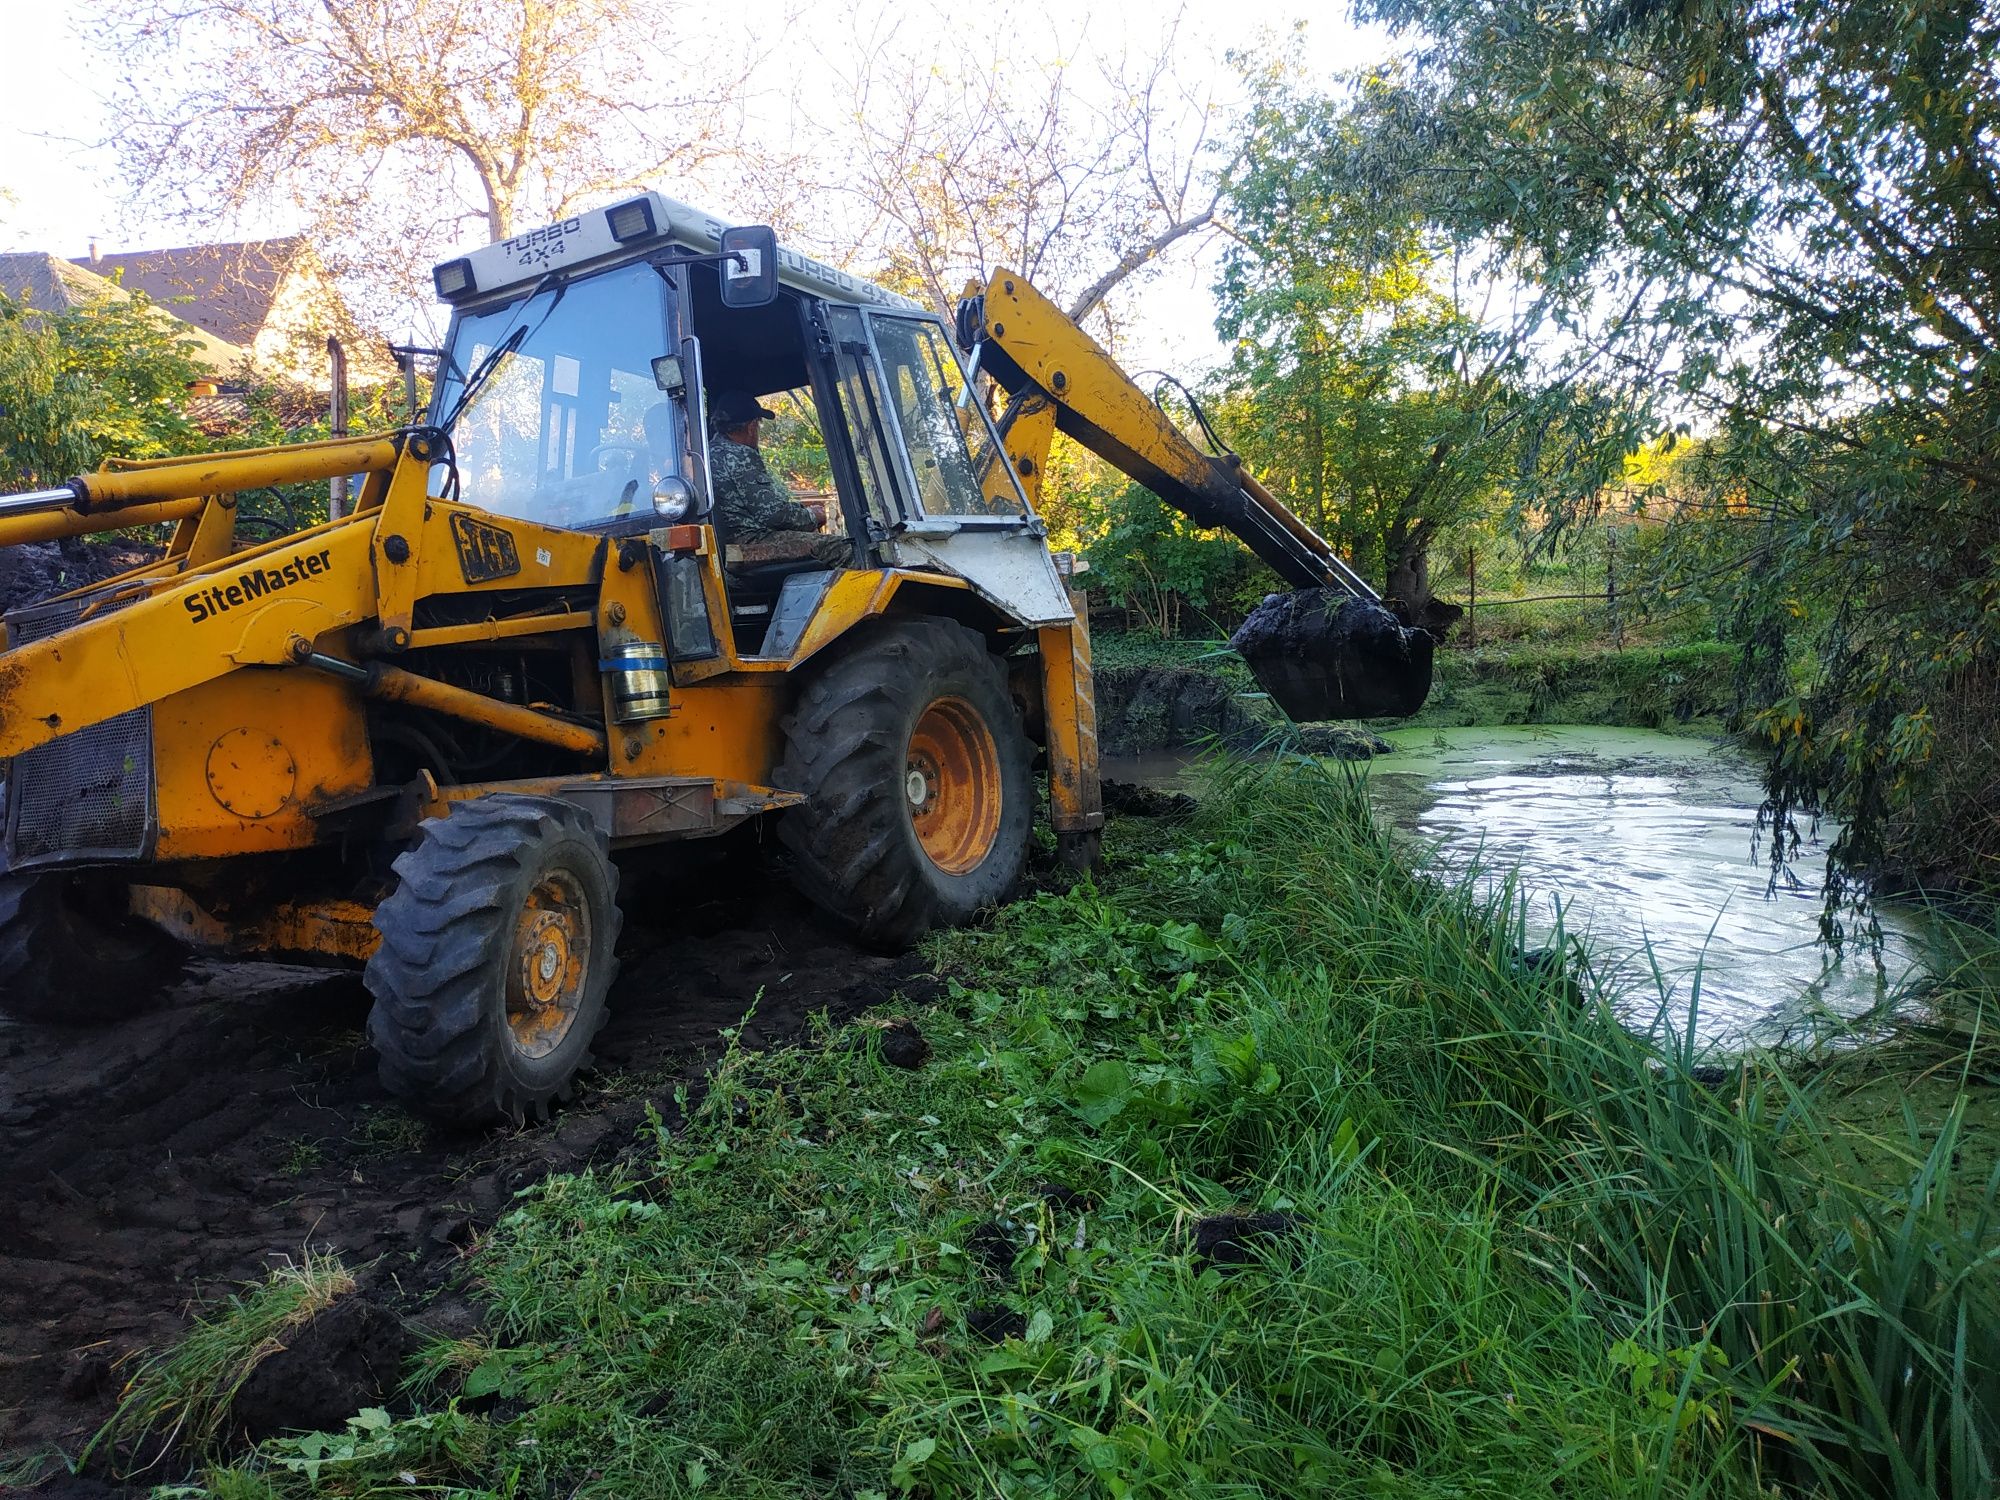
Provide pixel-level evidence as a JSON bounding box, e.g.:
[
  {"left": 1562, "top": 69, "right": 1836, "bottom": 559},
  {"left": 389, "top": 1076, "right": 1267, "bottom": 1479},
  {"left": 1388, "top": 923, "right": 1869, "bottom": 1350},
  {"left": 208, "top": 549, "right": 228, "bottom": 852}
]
[{"left": 828, "top": 306, "right": 1073, "bottom": 628}]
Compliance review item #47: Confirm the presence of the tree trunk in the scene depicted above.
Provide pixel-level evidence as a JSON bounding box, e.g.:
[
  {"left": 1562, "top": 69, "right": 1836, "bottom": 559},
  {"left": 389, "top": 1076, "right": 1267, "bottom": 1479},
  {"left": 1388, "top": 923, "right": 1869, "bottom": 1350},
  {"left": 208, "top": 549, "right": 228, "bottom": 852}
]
[{"left": 1384, "top": 532, "right": 1465, "bottom": 636}]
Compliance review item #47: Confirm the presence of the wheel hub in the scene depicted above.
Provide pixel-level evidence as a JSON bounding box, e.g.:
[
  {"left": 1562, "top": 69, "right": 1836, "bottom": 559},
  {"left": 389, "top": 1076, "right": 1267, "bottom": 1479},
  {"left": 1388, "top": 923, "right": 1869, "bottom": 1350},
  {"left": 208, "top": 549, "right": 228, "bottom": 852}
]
[
  {"left": 506, "top": 871, "right": 591, "bottom": 1059},
  {"left": 904, "top": 696, "right": 1003, "bottom": 876}
]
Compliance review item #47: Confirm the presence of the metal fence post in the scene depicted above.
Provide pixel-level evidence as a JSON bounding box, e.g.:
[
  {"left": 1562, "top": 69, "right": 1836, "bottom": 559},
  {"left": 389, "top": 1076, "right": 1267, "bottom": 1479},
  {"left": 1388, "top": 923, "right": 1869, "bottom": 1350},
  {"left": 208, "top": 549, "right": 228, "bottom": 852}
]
[
  {"left": 1468, "top": 546, "right": 1478, "bottom": 646},
  {"left": 1607, "top": 528, "right": 1621, "bottom": 649}
]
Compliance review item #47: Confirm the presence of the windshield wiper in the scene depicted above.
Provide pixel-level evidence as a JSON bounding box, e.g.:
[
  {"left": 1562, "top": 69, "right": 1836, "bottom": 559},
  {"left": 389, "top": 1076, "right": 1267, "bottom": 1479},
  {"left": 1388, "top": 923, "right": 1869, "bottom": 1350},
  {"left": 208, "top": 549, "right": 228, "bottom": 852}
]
[{"left": 440, "top": 275, "right": 568, "bottom": 433}]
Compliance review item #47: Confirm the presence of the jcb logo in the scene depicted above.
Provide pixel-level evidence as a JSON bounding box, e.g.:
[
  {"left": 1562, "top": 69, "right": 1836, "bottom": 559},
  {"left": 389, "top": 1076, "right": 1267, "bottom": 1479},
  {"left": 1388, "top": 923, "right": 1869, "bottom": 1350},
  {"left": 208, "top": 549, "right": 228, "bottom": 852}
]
[{"left": 450, "top": 514, "right": 521, "bottom": 584}]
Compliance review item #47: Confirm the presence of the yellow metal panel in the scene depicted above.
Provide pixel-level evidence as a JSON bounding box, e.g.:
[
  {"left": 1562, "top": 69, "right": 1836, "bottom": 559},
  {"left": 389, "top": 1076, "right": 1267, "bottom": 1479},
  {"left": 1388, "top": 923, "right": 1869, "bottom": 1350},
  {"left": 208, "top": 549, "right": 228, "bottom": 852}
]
[
  {"left": 405, "top": 501, "right": 609, "bottom": 599},
  {"left": 370, "top": 453, "right": 439, "bottom": 637},
  {"left": 784, "top": 569, "right": 973, "bottom": 664},
  {"left": 976, "top": 270, "right": 1217, "bottom": 498},
  {"left": 1037, "top": 597, "right": 1103, "bottom": 834},
  {"left": 999, "top": 397, "right": 1058, "bottom": 509},
  {"left": 130, "top": 885, "right": 380, "bottom": 964},
  {"left": 167, "top": 493, "right": 241, "bottom": 570},
  {"left": 153, "top": 668, "right": 373, "bottom": 859},
  {"left": 648, "top": 674, "right": 790, "bottom": 780},
  {"left": 0, "top": 523, "right": 379, "bottom": 759}
]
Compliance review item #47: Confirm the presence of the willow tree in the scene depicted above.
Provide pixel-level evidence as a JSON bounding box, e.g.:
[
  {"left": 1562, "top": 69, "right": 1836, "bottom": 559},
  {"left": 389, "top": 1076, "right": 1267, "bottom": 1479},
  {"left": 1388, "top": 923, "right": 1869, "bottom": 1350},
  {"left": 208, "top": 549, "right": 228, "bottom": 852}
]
[
  {"left": 1213, "top": 75, "right": 1636, "bottom": 626},
  {"left": 1344, "top": 0, "right": 2000, "bottom": 895}
]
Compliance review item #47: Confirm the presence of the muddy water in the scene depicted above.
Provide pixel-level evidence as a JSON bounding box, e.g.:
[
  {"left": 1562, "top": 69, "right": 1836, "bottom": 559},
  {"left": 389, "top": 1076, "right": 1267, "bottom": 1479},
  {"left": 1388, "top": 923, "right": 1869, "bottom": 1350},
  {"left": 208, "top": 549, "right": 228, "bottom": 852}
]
[{"left": 1108, "top": 725, "right": 1932, "bottom": 1045}]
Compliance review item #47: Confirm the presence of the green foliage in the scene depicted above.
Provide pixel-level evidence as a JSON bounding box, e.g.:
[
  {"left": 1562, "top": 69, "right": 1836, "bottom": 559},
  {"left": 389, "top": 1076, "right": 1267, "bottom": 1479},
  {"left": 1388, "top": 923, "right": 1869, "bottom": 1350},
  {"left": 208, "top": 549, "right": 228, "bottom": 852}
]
[
  {"left": 1414, "top": 641, "right": 1741, "bottom": 729},
  {"left": 1340, "top": 0, "right": 2000, "bottom": 890},
  {"left": 1082, "top": 483, "right": 1260, "bottom": 633},
  {"left": 176, "top": 763, "right": 1994, "bottom": 1499},
  {"left": 1212, "top": 69, "right": 1638, "bottom": 609},
  {"left": 224, "top": 375, "right": 418, "bottom": 535},
  {"left": 0, "top": 289, "right": 206, "bottom": 487}
]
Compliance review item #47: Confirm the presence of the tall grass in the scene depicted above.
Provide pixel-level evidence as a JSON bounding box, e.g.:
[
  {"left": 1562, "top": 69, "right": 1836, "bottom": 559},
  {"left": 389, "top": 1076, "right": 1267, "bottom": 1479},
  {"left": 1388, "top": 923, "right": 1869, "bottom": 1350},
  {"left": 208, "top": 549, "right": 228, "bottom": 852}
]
[
  {"left": 1204, "top": 756, "right": 1999, "bottom": 1498},
  {"left": 169, "top": 758, "right": 1994, "bottom": 1498}
]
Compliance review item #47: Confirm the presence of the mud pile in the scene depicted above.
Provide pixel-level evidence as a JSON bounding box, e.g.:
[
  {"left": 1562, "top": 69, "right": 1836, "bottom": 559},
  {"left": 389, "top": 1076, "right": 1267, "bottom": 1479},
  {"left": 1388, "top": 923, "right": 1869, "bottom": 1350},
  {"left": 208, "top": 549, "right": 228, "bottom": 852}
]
[
  {"left": 0, "top": 538, "right": 159, "bottom": 614},
  {"left": 1229, "top": 590, "right": 1435, "bottom": 721}
]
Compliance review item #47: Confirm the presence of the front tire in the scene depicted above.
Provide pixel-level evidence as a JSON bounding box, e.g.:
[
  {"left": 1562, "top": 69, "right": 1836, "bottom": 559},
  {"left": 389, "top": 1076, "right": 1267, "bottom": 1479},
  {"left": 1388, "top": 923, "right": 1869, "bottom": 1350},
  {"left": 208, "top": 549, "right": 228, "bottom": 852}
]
[
  {"left": 777, "top": 618, "right": 1033, "bottom": 948},
  {"left": 0, "top": 863, "right": 184, "bottom": 1024},
  {"left": 364, "top": 796, "right": 621, "bottom": 1127}
]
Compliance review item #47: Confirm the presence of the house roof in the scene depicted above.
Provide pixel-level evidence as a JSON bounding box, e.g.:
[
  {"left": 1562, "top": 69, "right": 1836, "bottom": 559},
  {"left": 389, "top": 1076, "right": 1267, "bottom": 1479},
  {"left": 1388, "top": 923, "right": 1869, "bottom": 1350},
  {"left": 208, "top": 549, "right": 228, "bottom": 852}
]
[
  {"left": 0, "top": 252, "right": 125, "bottom": 313},
  {"left": 72, "top": 237, "right": 304, "bottom": 347},
  {"left": 0, "top": 249, "right": 247, "bottom": 371}
]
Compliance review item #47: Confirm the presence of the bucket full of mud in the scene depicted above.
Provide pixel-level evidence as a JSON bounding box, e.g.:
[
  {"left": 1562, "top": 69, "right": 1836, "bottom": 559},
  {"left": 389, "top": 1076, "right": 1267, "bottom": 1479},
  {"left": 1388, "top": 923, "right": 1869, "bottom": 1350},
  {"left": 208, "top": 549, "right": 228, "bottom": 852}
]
[{"left": 1229, "top": 590, "right": 1435, "bottom": 721}]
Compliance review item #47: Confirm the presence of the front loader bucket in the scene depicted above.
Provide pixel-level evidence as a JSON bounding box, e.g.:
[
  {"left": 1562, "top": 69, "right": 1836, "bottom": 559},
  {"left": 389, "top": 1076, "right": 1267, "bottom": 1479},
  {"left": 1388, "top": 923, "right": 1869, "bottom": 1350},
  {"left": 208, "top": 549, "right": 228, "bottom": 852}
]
[{"left": 1230, "top": 590, "right": 1434, "bottom": 722}]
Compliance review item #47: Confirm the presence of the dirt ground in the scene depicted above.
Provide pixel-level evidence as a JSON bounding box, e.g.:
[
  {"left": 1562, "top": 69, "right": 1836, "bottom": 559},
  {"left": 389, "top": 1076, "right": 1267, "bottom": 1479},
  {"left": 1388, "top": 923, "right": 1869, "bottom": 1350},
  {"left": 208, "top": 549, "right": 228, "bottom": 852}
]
[{"left": 0, "top": 857, "right": 937, "bottom": 1482}]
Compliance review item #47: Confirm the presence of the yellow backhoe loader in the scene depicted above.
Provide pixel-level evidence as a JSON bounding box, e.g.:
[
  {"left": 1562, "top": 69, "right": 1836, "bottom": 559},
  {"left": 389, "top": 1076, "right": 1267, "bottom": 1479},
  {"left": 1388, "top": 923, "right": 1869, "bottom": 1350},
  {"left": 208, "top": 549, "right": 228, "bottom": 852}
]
[{"left": 0, "top": 195, "right": 1433, "bottom": 1124}]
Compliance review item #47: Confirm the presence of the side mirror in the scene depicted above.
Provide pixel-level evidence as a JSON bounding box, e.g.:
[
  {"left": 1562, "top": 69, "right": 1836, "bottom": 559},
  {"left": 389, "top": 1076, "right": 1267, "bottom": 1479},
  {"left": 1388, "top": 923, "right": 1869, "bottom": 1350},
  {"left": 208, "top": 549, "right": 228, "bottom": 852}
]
[{"left": 718, "top": 225, "right": 779, "bottom": 309}]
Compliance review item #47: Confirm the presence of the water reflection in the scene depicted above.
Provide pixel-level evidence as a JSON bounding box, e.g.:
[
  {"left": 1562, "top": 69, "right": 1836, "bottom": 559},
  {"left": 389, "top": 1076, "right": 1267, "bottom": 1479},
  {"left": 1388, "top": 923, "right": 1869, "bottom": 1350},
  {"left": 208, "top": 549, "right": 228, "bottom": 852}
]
[
  {"left": 1367, "top": 726, "right": 1926, "bottom": 1044},
  {"left": 1105, "top": 726, "right": 1930, "bottom": 1045}
]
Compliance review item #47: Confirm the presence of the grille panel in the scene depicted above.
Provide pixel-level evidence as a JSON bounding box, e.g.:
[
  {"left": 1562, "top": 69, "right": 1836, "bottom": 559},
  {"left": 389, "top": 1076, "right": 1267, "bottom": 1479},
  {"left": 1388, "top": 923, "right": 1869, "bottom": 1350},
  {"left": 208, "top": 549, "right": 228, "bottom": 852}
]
[{"left": 3, "top": 590, "right": 157, "bottom": 866}]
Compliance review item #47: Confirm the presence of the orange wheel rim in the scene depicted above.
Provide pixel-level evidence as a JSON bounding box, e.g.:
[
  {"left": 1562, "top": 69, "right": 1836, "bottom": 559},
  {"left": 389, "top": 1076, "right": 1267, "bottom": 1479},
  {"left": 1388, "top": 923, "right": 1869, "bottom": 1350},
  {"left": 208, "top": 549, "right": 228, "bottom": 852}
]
[
  {"left": 505, "top": 870, "right": 591, "bottom": 1059},
  {"left": 905, "top": 696, "right": 1003, "bottom": 876}
]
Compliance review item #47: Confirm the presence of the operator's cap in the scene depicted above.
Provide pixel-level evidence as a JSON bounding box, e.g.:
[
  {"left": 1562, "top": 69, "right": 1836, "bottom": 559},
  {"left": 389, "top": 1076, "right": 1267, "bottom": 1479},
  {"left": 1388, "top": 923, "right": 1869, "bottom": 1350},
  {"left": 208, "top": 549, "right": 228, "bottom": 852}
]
[{"left": 709, "top": 389, "right": 778, "bottom": 427}]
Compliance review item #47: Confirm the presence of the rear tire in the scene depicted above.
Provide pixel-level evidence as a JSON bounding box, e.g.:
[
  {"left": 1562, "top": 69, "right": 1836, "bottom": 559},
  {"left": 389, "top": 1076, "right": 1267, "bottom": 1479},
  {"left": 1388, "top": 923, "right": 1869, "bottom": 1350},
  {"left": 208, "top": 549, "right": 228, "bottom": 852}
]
[
  {"left": 364, "top": 796, "right": 621, "bottom": 1127},
  {"left": 0, "top": 863, "right": 184, "bottom": 1024},
  {"left": 776, "top": 618, "right": 1033, "bottom": 948}
]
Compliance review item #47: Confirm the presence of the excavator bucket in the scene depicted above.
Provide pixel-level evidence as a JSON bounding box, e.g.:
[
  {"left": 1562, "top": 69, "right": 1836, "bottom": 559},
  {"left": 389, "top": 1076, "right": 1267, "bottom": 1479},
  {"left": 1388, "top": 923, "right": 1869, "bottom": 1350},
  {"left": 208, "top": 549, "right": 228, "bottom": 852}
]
[{"left": 1230, "top": 590, "right": 1435, "bottom": 723}]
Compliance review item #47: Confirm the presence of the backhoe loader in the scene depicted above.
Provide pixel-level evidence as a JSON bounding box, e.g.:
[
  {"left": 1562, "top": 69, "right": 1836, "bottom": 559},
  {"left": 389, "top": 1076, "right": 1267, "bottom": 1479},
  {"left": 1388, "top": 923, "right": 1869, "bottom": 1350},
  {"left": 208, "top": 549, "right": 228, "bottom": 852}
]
[{"left": 0, "top": 193, "right": 1432, "bottom": 1125}]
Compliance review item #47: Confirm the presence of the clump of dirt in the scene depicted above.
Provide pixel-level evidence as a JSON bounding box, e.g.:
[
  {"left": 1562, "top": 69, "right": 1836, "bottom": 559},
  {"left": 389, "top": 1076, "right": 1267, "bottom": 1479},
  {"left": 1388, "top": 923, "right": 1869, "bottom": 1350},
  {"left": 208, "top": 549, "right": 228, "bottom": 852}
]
[
  {"left": 1230, "top": 590, "right": 1435, "bottom": 721},
  {"left": 1093, "top": 662, "right": 1398, "bottom": 759},
  {"left": 1192, "top": 1211, "right": 1302, "bottom": 1272},
  {"left": 1289, "top": 724, "right": 1392, "bottom": 760},
  {"left": 1037, "top": 1183, "right": 1095, "bottom": 1213},
  {"left": 228, "top": 1294, "right": 412, "bottom": 1441},
  {"left": 965, "top": 1221, "right": 1019, "bottom": 1278},
  {"left": 1093, "top": 665, "right": 1255, "bottom": 755},
  {"left": 965, "top": 1305, "right": 1026, "bottom": 1344},
  {"left": 1101, "top": 781, "right": 1197, "bottom": 818},
  {"left": 0, "top": 538, "right": 159, "bottom": 614},
  {"left": 876, "top": 1018, "right": 931, "bottom": 1070}
]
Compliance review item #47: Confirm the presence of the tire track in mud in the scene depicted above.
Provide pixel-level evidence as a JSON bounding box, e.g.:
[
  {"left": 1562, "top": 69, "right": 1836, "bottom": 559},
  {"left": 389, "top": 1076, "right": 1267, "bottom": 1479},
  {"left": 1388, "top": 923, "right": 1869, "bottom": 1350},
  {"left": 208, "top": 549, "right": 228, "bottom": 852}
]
[{"left": 0, "top": 870, "right": 934, "bottom": 1468}]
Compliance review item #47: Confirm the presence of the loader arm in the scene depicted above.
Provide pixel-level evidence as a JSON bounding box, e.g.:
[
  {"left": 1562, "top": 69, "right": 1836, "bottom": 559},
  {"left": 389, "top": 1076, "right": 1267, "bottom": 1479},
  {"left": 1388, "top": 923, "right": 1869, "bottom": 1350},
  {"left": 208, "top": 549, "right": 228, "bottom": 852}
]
[
  {"left": 959, "top": 272, "right": 1380, "bottom": 602},
  {"left": 0, "top": 435, "right": 420, "bottom": 760},
  {"left": 957, "top": 270, "right": 1433, "bottom": 721}
]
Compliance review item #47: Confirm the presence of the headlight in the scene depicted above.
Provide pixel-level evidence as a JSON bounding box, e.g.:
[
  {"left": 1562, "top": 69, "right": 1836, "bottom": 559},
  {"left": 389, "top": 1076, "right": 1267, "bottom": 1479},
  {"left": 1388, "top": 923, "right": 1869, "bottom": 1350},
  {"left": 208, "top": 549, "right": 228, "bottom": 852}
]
[{"left": 652, "top": 479, "right": 695, "bottom": 522}]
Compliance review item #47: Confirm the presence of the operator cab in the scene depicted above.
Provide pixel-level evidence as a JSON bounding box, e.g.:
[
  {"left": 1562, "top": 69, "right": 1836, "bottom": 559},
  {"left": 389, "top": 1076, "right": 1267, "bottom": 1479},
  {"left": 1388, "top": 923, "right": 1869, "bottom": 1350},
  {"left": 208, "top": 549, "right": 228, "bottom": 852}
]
[{"left": 426, "top": 192, "right": 1069, "bottom": 654}]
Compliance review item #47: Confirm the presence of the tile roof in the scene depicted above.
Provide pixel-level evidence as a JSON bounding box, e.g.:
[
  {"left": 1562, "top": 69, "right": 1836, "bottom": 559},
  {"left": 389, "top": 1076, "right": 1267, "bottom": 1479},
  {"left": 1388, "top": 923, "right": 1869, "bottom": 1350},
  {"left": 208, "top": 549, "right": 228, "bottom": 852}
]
[
  {"left": 72, "top": 237, "right": 305, "bottom": 346},
  {"left": 0, "top": 252, "right": 124, "bottom": 312}
]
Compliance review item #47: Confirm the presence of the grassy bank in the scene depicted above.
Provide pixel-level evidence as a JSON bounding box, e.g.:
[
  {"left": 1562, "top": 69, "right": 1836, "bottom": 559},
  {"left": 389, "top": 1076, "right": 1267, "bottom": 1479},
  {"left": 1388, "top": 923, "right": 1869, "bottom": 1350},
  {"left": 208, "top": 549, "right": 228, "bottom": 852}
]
[
  {"left": 137, "top": 765, "right": 1996, "bottom": 1499},
  {"left": 1091, "top": 628, "right": 1741, "bottom": 737},
  {"left": 1413, "top": 641, "right": 1739, "bottom": 731}
]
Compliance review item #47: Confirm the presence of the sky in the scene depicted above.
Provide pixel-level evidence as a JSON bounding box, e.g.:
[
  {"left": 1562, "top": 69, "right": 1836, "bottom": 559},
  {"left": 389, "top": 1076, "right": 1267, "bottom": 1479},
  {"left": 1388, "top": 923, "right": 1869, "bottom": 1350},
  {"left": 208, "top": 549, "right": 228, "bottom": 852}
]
[{"left": 0, "top": 0, "right": 1394, "bottom": 377}]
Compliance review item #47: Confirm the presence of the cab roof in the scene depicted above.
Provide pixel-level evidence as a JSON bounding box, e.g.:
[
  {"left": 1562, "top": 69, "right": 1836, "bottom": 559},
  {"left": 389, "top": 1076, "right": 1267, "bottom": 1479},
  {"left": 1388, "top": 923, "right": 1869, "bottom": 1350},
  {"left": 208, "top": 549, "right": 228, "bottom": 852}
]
[{"left": 435, "top": 192, "right": 926, "bottom": 313}]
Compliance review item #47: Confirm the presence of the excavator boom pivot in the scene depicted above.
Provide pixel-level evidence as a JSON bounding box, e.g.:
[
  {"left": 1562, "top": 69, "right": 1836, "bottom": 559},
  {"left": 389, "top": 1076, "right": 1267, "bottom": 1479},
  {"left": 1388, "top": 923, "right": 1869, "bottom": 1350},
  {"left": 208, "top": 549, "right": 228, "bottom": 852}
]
[{"left": 959, "top": 271, "right": 1434, "bottom": 722}]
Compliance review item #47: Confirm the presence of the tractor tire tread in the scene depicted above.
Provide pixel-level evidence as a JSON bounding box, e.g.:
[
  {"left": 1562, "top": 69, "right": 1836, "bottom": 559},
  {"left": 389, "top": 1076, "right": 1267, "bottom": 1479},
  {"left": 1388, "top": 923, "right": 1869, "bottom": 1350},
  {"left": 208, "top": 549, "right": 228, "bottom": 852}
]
[{"left": 364, "top": 796, "right": 621, "bottom": 1127}]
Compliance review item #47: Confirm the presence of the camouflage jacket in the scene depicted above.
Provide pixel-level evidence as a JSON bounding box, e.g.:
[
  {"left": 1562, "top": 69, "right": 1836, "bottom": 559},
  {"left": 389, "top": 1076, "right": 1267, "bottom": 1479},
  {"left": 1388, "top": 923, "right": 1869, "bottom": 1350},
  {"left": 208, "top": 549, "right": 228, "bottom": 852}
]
[{"left": 709, "top": 435, "right": 819, "bottom": 541}]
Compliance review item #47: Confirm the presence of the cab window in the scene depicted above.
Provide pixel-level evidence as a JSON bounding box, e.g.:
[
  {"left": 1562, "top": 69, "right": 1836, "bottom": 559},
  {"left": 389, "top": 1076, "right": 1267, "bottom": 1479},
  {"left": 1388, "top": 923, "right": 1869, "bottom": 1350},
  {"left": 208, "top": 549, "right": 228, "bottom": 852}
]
[
  {"left": 437, "top": 261, "right": 684, "bottom": 530},
  {"left": 867, "top": 315, "right": 1024, "bottom": 518}
]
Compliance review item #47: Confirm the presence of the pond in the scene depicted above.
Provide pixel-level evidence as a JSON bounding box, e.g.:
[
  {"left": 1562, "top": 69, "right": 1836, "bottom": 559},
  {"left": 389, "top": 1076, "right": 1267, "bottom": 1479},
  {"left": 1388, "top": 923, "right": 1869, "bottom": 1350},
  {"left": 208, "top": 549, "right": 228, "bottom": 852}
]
[{"left": 1109, "top": 725, "right": 1934, "bottom": 1047}]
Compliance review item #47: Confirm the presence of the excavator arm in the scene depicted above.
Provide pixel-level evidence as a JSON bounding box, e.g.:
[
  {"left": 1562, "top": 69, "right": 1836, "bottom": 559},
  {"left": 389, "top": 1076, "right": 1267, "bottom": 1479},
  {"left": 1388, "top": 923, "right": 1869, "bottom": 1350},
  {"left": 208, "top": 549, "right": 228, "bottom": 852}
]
[{"left": 957, "top": 270, "right": 1433, "bottom": 721}]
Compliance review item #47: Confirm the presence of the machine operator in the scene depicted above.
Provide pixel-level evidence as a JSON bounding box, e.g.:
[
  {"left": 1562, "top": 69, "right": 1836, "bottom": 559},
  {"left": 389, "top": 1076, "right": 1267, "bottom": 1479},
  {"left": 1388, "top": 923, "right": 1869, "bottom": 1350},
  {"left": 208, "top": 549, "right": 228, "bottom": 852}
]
[{"left": 705, "top": 390, "right": 849, "bottom": 568}]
